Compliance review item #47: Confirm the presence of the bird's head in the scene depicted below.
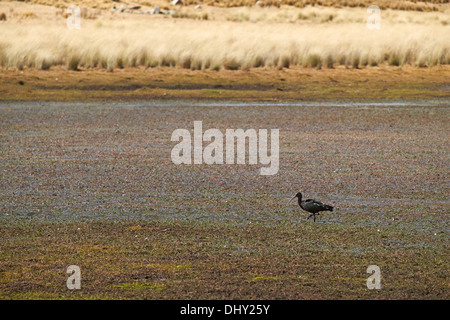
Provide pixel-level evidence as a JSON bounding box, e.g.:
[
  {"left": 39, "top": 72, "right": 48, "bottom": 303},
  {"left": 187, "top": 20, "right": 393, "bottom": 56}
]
[{"left": 288, "top": 192, "right": 302, "bottom": 203}]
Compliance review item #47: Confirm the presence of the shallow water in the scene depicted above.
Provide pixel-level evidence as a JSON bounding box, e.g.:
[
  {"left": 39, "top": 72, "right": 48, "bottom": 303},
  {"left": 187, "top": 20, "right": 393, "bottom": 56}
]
[{"left": 1, "top": 99, "right": 449, "bottom": 109}]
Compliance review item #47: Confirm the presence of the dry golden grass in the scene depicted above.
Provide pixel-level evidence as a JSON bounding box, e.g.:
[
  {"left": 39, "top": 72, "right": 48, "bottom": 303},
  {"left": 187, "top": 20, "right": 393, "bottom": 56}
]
[
  {"left": 0, "top": 2, "right": 449, "bottom": 71},
  {"left": 9, "top": 0, "right": 449, "bottom": 11}
]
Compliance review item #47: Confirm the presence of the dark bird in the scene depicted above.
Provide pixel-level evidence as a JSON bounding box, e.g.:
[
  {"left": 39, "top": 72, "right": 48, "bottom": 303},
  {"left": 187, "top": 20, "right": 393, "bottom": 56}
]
[{"left": 288, "top": 192, "right": 334, "bottom": 222}]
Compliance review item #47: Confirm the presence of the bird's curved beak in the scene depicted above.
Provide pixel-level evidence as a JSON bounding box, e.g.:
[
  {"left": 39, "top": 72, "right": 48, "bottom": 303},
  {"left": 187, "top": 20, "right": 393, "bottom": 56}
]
[{"left": 288, "top": 195, "right": 296, "bottom": 204}]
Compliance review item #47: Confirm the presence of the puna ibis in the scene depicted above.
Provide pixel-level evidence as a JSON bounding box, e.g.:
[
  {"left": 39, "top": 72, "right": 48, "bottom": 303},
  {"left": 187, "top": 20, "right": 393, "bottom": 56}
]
[{"left": 289, "top": 192, "right": 334, "bottom": 222}]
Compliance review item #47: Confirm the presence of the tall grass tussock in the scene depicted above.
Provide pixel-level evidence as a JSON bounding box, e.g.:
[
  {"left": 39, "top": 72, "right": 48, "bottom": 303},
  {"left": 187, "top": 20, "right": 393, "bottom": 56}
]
[{"left": 0, "top": 4, "right": 449, "bottom": 71}]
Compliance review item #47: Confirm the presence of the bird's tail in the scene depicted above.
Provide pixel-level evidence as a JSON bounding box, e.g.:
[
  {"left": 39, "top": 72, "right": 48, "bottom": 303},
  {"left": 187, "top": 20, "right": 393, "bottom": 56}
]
[{"left": 324, "top": 205, "right": 333, "bottom": 211}]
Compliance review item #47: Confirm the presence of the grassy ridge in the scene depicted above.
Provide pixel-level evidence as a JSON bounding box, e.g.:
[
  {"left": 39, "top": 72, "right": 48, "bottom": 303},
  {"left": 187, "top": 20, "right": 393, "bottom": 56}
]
[{"left": 16, "top": 0, "right": 449, "bottom": 11}]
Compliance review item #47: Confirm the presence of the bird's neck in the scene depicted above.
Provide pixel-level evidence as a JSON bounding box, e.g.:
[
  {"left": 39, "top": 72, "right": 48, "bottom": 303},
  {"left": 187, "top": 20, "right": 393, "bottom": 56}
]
[{"left": 297, "top": 195, "right": 302, "bottom": 205}]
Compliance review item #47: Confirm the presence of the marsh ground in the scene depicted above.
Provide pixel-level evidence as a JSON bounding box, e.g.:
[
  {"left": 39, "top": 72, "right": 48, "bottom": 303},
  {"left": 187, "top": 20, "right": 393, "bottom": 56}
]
[{"left": 0, "top": 99, "right": 448, "bottom": 299}]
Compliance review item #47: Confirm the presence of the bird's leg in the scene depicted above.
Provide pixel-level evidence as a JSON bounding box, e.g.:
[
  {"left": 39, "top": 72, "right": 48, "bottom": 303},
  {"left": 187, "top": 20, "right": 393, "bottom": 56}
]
[
  {"left": 313, "top": 214, "right": 316, "bottom": 222},
  {"left": 307, "top": 214, "right": 313, "bottom": 220}
]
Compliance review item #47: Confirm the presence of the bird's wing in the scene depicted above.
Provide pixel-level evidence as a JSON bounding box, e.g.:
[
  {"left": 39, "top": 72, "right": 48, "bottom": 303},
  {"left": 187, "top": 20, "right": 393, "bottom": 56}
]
[
  {"left": 303, "top": 199, "right": 328, "bottom": 212},
  {"left": 305, "top": 199, "right": 324, "bottom": 206}
]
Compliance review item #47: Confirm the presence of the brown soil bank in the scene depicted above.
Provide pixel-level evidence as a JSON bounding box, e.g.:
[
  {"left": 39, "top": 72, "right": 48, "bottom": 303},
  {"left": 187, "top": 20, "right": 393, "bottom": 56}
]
[{"left": 1, "top": 66, "right": 450, "bottom": 102}]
